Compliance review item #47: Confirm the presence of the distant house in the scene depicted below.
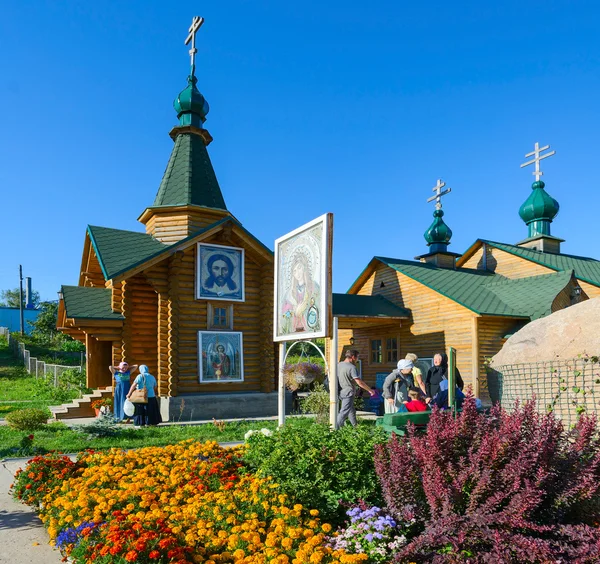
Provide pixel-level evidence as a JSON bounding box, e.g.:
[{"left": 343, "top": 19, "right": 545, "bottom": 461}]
[{"left": 0, "top": 307, "right": 40, "bottom": 334}]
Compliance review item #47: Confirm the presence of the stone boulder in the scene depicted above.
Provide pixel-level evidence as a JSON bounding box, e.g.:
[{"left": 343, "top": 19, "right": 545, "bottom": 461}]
[{"left": 491, "top": 297, "right": 600, "bottom": 368}]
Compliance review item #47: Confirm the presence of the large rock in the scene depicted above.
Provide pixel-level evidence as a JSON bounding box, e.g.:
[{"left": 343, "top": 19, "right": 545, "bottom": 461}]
[{"left": 491, "top": 298, "right": 600, "bottom": 368}]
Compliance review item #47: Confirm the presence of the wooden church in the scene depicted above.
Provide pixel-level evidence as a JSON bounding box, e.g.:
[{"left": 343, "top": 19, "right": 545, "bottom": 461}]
[
  {"left": 57, "top": 20, "right": 277, "bottom": 419},
  {"left": 338, "top": 166, "right": 600, "bottom": 401}
]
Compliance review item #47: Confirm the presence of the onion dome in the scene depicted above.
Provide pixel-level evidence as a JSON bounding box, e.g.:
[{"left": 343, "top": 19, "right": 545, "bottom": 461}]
[
  {"left": 518, "top": 180, "right": 559, "bottom": 237},
  {"left": 173, "top": 71, "right": 210, "bottom": 128},
  {"left": 424, "top": 208, "right": 452, "bottom": 252}
]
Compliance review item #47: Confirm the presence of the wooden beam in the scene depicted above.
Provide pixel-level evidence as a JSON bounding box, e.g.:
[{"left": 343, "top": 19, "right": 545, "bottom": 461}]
[{"left": 472, "top": 316, "right": 480, "bottom": 398}]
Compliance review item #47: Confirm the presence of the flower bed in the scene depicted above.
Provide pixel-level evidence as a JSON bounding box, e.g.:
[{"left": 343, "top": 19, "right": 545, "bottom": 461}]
[{"left": 12, "top": 440, "right": 367, "bottom": 563}]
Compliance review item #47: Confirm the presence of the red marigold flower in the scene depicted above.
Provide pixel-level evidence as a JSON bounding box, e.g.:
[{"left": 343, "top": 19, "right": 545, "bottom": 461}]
[
  {"left": 149, "top": 550, "right": 160, "bottom": 559},
  {"left": 124, "top": 550, "right": 138, "bottom": 562}
]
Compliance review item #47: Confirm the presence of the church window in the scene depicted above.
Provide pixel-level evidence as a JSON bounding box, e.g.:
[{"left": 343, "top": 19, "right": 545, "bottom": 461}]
[
  {"left": 213, "top": 307, "right": 227, "bottom": 327},
  {"left": 207, "top": 303, "right": 233, "bottom": 330},
  {"left": 370, "top": 339, "right": 383, "bottom": 363},
  {"left": 386, "top": 338, "right": 398, "bottom": 362}
]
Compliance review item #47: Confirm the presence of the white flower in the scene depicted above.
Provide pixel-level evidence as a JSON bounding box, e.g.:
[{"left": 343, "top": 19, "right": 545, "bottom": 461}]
[
  {"left": 244, "top": 430, "right": 256, "bottom": 441},
  {"left": 260, "top": 428, "right": 273, "bottom": 436}
]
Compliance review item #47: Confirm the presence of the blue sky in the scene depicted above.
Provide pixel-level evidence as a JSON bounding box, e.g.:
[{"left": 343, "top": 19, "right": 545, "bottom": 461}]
[{"left": 1, "top": 1, "right": 599, "bottom": 300}]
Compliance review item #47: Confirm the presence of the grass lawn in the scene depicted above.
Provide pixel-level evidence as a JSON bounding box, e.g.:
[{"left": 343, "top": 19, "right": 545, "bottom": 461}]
[
  {"left": 0, "top": 343, "right": 84, "bottom": 415},
  {"left": 0, "top": 418, "right": 283, "bottom": 457}
]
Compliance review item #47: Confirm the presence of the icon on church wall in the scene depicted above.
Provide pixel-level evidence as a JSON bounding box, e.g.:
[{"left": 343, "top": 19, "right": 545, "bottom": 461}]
[
  {"left": 198, "top": 331, "right": 244, "bottom": 383},
  {"left": 274, "top": 213, "right": 333, "bottom": 342},
  {"left": 197, "top": 243, "right": 245, "bottom": 301}
]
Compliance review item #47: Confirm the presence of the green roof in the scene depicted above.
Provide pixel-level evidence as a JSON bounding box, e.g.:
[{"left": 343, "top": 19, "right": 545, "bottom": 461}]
[
  {"left": 374, "top": 257, "right": 575, "bottom": 319},
  {"left": 483, "top": 270, "right": 574, "bottom": 320},
  {"left": 332, "top": 293, "right": 410, "bottom": 318},
  {"left": 152, "top": 132, "right": 226, "bottom": 210},
  {"left": 481, "top": 240, "right": 600, "bottom": 287},
  {"left": 61, "top": 286, "right": 123, "bottom": 320},
  {"left": 88, "top": 218, "right": 272, "bottom": 282},
  {"left": 88, "top": 226, "right": 169, "bottom": 280}
]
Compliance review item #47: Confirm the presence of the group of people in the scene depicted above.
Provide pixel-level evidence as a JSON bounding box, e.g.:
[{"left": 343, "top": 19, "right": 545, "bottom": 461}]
[
  {"left": 382, "top": 352, "right": 465, "bottom": 414},
  {"left": 109, "top": 362, "right": 162, "bottom": 427},
  {"left": 336, "top": 349, "right": 466, "bottom": 428}
]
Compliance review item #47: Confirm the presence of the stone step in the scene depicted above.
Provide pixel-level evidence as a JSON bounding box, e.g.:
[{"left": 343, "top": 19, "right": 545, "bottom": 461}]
[{"left": 51, "top": 387, "right": 113, "bottom": 420}]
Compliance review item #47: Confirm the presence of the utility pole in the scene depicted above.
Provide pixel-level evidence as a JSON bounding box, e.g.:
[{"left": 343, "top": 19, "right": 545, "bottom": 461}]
[{"left": 19, "top": 265, "right": 24, "bottom": 335}]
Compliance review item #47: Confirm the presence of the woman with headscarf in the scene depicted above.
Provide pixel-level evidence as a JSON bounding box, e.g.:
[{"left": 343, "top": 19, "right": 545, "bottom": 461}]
[
  {"left": 109, "top": 361, "right": 138, "bottom": 422},
  {"left": 126, "top": 365, "right": 161, "bottom": 428},
  {"left": 382, "top": 359, "right": 415, "bottom": 414},
  {"left": 425, "top": 352, "right": 464, "bottom": 399}
]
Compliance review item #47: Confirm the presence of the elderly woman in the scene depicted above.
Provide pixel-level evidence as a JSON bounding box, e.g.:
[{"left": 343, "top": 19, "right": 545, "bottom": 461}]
[
  {"left": 382, "top": 359, "right": 415, "bottom": 414},
  {"left": 405, "top": 353, "right": 426, "bottom": 394},
  {"left": 109, "top": 361, "right": 138, "bottom": 422},
  {"left": 425, "top": 353, "right": 464, "bottom": 398},
  {"left": 126, "top": 365, "right": 161, "bottom": 428}
]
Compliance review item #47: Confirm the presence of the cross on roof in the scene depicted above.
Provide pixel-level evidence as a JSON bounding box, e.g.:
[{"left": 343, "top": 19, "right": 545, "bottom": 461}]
[
  {"left": 185, "top": 16, "right": 205, "bottom": 71},
  {"left": 520, "top": 141, "right": 556, "bottom": 182},
  {"left": 427, "top": 179, "right": 451, "bottom": 210}
]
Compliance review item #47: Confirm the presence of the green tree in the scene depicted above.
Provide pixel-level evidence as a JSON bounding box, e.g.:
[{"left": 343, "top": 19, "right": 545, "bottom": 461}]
[
  {"left": 0, "top": 287, "right": 41, "bottom": 308},
  {"left": 28, "top": 301, "right": 84, "bottom": 351},
  {"left": 29, "top": 301, "right": 59, "bottom": 338}
]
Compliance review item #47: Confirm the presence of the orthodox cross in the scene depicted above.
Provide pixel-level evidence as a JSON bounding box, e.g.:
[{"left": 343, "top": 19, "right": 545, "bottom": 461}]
[
  {"left": 520, "top": 142, "right": 556, "bottom": 181},
  {"left": 427, "top": 179, "right": 451, "bottom": 210},
  {"left": 185, "top": 16, "right": 205, "bottom": 70}
]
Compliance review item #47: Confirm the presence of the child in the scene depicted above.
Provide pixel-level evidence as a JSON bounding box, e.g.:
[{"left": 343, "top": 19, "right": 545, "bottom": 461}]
[{"left": 403, "top": 388, "right": 428, "bottom": 412}]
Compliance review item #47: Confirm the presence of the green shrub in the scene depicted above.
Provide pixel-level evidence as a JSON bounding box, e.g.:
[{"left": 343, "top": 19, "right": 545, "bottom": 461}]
[
  {"left": 77, "top": 415, "right": 121, "bottom": 438},
  {"left": 5, "top": 408, "right": 51, "bottom": 430},
  {"left": 243, "top": 419, "right": 387, "bottom": 524},
  {"left": 300, "top": 383, "right": 364, "bottom": 423}
]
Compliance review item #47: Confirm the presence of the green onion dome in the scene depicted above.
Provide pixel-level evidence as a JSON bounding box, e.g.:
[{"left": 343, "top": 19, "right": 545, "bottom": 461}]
[
  {"left": 173, "top": 72, "right": 210, "bottom": 128},
  {"left": 519, "top": 180, "right": 559, "bottom": 224},
  {"left": 424, "top": 209, "right": 452, "bottom": 247}
]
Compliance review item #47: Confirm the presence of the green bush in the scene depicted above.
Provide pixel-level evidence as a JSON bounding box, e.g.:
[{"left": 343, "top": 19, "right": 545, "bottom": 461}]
[
  {"left": 5, "top": 408, "right": 51, "bottom": 430},
  {"left": 300, "top": 383, "right": 364, "bottom": 423},
  {"left": 243, "top": 419, "right": 387, "bottom": 525}
]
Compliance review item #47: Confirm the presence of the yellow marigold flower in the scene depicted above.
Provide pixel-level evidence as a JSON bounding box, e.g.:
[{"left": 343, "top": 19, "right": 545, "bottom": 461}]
[
  {"left": 309, "top": 509, "right": 319, "bottom": 516},
  {"left": 321, "top": 523, "right": 332, "bottom": 533}
]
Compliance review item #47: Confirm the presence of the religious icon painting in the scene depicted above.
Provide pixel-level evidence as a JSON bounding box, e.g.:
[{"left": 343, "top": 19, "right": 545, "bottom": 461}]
[
  {"left": 196, "top": 243, "right": 245, "bottom": 302},
  {"left": 198, "top": 331, "right": 244, "bottom": 383},
  {"left": 274, "top": 213, "right": 333, "bottom": 342}
]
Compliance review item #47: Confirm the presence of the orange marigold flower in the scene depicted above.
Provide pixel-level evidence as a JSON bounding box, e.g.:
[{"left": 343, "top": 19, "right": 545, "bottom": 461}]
[
  {"left": 124, "top": 550, "right": 138, "bottom": 562},
  {"left": 149, "top": 550, "right": 160, "bottom": 559}
]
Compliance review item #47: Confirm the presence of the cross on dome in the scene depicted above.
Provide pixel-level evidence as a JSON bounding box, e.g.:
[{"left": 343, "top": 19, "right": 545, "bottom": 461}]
[
  {"left": 427, "top": 179, "right": 452, "bottom": 210},
  {"left": 520, "top": 142, "right": 556, "bottom": 182},
  {"left": 185, "top": 16, "right": 205, "bottom": 72}
]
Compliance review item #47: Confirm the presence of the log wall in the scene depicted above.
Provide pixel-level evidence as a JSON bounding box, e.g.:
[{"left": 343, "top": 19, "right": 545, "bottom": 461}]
[
  {"left": 124, "top": 275, "right": 159, "bottom": 377},
  {"left": 144, "top": 208, "right": 231, "bottom": 244}
]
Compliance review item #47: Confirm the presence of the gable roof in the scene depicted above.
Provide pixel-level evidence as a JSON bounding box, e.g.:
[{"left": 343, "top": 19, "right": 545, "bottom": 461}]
[
  {"left": 332, "top": 293, "right": 410, "bottom": 318},
  {"left": 88, "top": 217, "right": 273, "bottom": 283},
  {"left": 61, "top": 285, "right": 123, "bottom": 320},
  {"left": 483, "top": 270, "right": 575, "bottom": 320},
  {"left": 152, "top": 132, "right": 227, "bottom": 210},
  {"left": 356, "top": 257, "right": 575, "bottom": 319},
  {"left": 458, "top": 239, "right": 600, "bottom": 288},
  {"left": 87, "top": 225, "right": 169, "bottom": 280}
]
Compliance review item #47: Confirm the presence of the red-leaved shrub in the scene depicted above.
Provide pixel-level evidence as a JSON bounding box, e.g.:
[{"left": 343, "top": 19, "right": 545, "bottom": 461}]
[{"left": 374, "top": 398, "right": 600, "bottom": 563}]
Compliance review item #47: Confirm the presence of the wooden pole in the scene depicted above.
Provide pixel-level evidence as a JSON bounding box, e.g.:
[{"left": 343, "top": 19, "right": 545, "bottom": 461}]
[
  {"left": 278, "top": 342, "right": 286, "bottom": 427},
  {"left": 471, "top": 316, "right": 480, "bottom": 398},
  {"left": 19, "top": 265, "right": 24, "bottom": 336},
  {"left": 448, "top": 346, "right": 456, "bottom": 414},
  {"left": 329, "top": 316, "right": 339, "bottom": 429}
]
